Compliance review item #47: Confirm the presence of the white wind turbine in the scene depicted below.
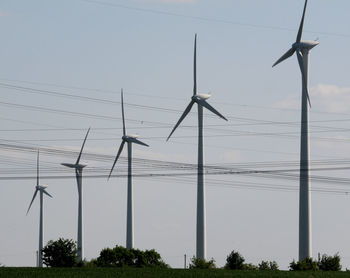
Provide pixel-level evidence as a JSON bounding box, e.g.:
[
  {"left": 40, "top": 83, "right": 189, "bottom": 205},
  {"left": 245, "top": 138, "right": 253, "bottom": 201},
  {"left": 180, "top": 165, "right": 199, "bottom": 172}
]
[
  {"left": 167, "top": 34, "right": 227, "bottom": 260},
  {"left": 108, "top": 90, "right": 149, "bottom": 250},
  {"left": 272, "top": 0, "right": 318, "bottom": 261},
  {"left": 27, "top": 151, "right": 53, "bottom": 267},
  {"left": 61, "top": 128, "right": 90, "bottom": 263}
]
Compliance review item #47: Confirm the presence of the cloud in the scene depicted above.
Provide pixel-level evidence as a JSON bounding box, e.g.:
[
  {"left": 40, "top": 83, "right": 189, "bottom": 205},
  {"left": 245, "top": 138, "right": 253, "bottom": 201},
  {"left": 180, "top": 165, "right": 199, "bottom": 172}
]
[
  {"left": 274, "top": 84, "right": 350, "bottom": 113},
  {"left": 310, "top": 84, "right": 350, "bottom": 113},
  {"left": 273, "top": 94, "right": 300, "bottom": 110}
]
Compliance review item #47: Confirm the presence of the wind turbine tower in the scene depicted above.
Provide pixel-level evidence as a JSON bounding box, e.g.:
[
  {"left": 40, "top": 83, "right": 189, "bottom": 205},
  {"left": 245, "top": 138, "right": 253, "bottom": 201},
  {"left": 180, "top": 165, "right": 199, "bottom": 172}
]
[
  {"left": 27, "top": 151, "right": 53, "bottom": 267},
  {"left": 61, "top": 128, "right": 90, "bottom": 263},
  {"left": 108, "top": 90, "right": 149, "bottom": 250},
  {"left": 167, "top": 34, "right": 227, "bottom": 259},
  {"left": 272, "top": 0, "right": 318, "bottom": 260}
]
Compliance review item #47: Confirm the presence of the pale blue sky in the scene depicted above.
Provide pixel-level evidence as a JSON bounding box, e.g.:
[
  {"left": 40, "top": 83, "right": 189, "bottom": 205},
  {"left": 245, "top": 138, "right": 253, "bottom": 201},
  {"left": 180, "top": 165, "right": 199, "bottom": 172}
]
[{"left": 0, "top": 0, "right": 350, "bottom": 269}]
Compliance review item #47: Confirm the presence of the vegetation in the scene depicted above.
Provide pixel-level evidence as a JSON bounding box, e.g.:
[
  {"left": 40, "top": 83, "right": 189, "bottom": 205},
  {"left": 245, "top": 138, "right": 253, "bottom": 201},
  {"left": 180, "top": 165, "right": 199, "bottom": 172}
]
[
  {"left": 290, "top": 253, "right": 342, "bottom": 271},
  {"left": 42, "top": 238, "right": 78, "bottom": 267},
  {"left": 318, "top": 253, "right": 341, "bottom": 271},
  {"left": 289, "top": 257, "right": 319, "bottom": 271},
  {"left": 242, "top": 263, "right": 258, "bottom": 270},
  {"left": 1, "top": 268, "right": 350, "bottom": 278},
  {"left": 94, "top": 245, "right": 168, "bottom": 268},
  {"left": 188, "top": 257, "right": 216, "bottom": 269},
  {"left": 258, "top": 260, "right": 279, "bottom": 270},
  {"left": 224, "top": 250, "right": 279, "bottom": 271},
  {"left": 225, "top": 250, "right": 245, "bottom": 270}
]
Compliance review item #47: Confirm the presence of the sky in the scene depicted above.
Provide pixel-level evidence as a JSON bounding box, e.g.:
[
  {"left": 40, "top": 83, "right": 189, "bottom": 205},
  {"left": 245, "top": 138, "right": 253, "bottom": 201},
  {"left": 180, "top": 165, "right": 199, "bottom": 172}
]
[{"left": 0, "top": 0, "right": 350, "bottom": 270}]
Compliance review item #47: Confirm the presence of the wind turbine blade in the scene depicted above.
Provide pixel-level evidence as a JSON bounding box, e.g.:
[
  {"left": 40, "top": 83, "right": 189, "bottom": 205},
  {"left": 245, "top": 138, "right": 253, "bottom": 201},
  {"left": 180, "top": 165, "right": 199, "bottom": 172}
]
[
  {"left": 37, "top": 150, "right": 39, "bottom": 186},
  {"left": 166, "top": 100, "right": 195, "bottom": 141},
  {"left": 272, "top": 48, "right": 295, "bottom": 67},
  {"left": 121, "top": 89, "right": 126, "bottom": 136},
  {"left": 42, "top": 189, "right": 53, "bottom": 198},
  {"left": 296, "top": 50, "right": 311, "bottom": 108},
  {"left": 193, "top": 34, "right": 197, "bottom": 96},
  {"left": 197, "top": 98, "right": 228, "bottom": 121},
  {"left": 61, "top": 163, "right": 76, "bottom": 168},
  {"left": 26, "top": 189, "right": 39, "bottom": 215},
  {"left": 108, "top": 141, "right": 125, "bottom": 180},
  {"left": 296, "top": 0, "right": 308, "bottom": 43},
  {"left": 128, "top": 137, "right": 149, "bottom": 147},
  {"left": 76, "top": 128, "right": 90, "bottom": 165}
]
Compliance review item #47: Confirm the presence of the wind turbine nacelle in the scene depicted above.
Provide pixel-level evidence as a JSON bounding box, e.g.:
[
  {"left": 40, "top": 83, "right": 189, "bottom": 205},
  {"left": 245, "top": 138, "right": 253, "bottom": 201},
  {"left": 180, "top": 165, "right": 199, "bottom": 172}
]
[
  {"left": 124, "top": 134, "right": 139, "bottom": 140},
  {"left": 36, "top": 184, "right": 48, "bottom": 190},
  {"left": 293, "top": 40, "right": 319, "bottom": 51},
  {"left": 197, "top": 93, "right": 211, "bottom": 100}
]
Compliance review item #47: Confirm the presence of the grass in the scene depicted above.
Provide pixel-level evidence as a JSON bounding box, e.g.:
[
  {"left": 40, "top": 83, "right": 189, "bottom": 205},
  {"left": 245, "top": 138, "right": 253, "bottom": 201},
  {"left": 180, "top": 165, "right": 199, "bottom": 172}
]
[{"left": 0, "top": 268, "right": 350, "bottom": 278}]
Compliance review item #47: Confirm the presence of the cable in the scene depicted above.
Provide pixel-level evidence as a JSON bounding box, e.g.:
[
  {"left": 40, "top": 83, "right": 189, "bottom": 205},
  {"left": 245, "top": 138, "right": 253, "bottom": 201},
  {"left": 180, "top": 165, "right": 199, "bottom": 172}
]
[
  {"left": 4, "top": 77, "right": 350, "bottom": 119},
  {"left": 3, "top": 82, "right": 350, "bottom": 134},
  {"left": 79, "top": 0, "right": 350, "bottom": 39}
]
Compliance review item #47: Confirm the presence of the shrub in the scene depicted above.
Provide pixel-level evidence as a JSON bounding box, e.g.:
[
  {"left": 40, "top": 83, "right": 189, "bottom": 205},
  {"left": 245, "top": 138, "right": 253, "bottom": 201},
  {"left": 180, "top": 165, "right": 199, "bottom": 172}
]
[
  {"left": 42, "top": 238, "right": 77, "bottom": 267},
  {"left": 242, "top": 263, "right": 258, "bottom": 270},
  {"left": 258, "top": 260, "right": 279, "bottom": 270},
  {"left": 189, "top": 257, "right": 216, "bottom": 269},
  {"left": 289, "top": 257, "right": 319, "bottom": 271},
  {"left": 318, "top": 253, "right": 341, "bottom": 271},
  {"left": 83, "top": 258, "right": 98, "bottom": 268},
  {"left": 225, "top": 250, "right": 245, "bottom": 270},
  {"left": 95, "top": 245, "right": 168, "bottom": 268}
]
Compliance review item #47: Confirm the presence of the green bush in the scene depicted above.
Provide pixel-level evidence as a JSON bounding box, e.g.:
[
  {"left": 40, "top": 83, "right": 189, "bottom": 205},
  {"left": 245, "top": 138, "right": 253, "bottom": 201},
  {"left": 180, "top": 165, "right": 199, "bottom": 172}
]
[
  {"left": 225, "top": 250, "right": 245, "bottom": 270},
  {"left": 318, "top": 253, "right": 341, "bottom": 271},
  {"left": 289, "top": 257, "right": 319, "bottom": 271},
  {"left": 258, "top": 260, "right": 279, "bottom": 270},
  {"left": 290, "top": 254, "right": 342, "bottom": 272},
  {"left": 189, "top": 257, "right": 216, "bottom": 269},
  {"left": 242, "top": 263, "right": 258, "bottom": 270},
  {"left": 95, "top": 245, "right": 168, "bottom": 268},
  {"left": 42, "top": 238, "right": 78, "bottom": 267}
]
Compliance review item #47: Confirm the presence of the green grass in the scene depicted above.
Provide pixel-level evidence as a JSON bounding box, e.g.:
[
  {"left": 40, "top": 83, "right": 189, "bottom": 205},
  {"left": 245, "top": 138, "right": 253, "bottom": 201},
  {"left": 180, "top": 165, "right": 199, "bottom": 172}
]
[{"left": 0, "top": 268, "right": 349, "bottom": 278}]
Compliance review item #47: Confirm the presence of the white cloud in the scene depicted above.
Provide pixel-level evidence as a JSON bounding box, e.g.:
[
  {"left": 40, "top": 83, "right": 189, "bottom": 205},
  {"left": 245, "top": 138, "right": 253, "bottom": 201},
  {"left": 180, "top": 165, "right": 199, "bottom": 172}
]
[
  {"left": 274, "top": 84, "right": 350, "bottom": 113},
  {"left": 273, "top": 94, "right": 300, "bottom": 110},
  {"left": 310, "top": 84, "right": 350, "bottom": 113}
]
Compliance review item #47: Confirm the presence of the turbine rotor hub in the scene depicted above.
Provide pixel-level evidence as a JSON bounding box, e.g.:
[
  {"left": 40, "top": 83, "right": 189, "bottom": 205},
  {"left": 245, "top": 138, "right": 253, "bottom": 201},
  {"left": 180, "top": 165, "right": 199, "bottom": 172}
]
[
  {"left": 293, "top": 41, "right": 319, "bottom": 51},
  {"left": 76, "top": 163, "right": 88, "bottom": 169},
  {"left": 123, "top": 134, "right": 139, "bottom": 142},
  {"left": 37, "top": 184, "right": 48, "bottom": 190},
  {"left": 192, "top": 94, "right": 211, "bottom": 102}
]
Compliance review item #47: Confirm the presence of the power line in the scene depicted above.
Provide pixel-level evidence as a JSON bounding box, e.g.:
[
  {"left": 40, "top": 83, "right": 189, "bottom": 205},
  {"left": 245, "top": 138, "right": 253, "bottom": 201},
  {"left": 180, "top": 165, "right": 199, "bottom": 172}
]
[
  {"left": 1, "top": 171, "right": 350, "bottom": 196},
  {"left": 3, "top": 81, "right": 350, "bottom": 133},
  {"left": 4, "top": 77, "right": 350, "bottom": 119},
  {"left": 79, "top": 0, "right": 350, "bottom": 39},
  {"left": 1, "top": 142, "right": 350, "bottom": 187}
]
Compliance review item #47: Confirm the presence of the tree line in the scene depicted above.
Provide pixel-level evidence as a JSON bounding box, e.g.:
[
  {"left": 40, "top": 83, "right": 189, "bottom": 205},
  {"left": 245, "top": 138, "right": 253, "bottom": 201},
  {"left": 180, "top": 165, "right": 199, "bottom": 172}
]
[{"left": 40, "top": 238, "right": 342, "bottom": 271}]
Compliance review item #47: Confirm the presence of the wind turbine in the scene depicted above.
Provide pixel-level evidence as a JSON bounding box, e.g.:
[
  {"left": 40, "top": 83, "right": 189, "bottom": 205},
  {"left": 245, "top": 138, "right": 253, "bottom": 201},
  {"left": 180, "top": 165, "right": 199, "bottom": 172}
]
[
  {"left": 27, "top": 151, "right": 52, "bottom": 267},
  {"left": 167, "top": 34, "right": 227, "bottom": 260},
  {"left": 108, "top": 90, "right": 149, "bottom": 250},
  {"left": 61, "top": 128, "right": 90, "bottom": 263},
  {"left": 272, "top": 0, "right": 318, "bottom": 261}
]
